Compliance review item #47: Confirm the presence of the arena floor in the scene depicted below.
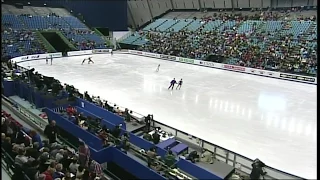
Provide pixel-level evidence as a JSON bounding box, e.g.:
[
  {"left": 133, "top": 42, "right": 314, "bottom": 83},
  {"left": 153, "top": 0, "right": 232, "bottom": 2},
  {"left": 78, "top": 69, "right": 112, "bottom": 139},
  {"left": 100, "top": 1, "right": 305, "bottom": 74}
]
[{"left": 19, "top": 53, "right": 317, "bottom": 179}]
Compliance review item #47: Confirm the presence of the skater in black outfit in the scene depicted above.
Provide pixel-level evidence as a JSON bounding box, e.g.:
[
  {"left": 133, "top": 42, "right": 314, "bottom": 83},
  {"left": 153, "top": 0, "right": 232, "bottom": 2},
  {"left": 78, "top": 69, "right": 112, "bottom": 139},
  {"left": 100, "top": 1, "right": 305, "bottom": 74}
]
[
  {"left": 88, "top": 57, "right": 94, "bottom": 64},
  {"left": 81, "top": 58, "right": 86, "bottom": 65},
  {"left": 168, "top": 78, "right": 176, "bottom": 90},
  {"left": 111, "top": 50, "right": 113, "bottom": 55},
  {"left": 46, "top": 57, "right": 48, "bottom": 64},
  {"left": 50, "top": 55, "right": 53, "bottom": 65},
  {"left": 176, "top": 79, "right": 183, "bottom": 90},
  {"left": 156, "top": 64, "right": 160, "bottom": 72}
]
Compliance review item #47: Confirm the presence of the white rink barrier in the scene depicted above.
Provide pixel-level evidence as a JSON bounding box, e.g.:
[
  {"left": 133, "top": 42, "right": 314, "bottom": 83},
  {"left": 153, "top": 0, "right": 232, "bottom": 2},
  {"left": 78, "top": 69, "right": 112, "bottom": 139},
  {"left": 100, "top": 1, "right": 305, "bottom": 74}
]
[
  {"left": 67, "top": 50, "right": 93, "bottom": 56},
  {"left": 12, "top": 52, "right": 63, "bottom": 64},
  {"left": 67, "top": 49, "right": 112, "bottom": 57},
  {"left": 92, "top": 49, "right": 112, "bottom": 54},
  {"left": 128, "top": 50, "right": 317, "bottom": 85}
]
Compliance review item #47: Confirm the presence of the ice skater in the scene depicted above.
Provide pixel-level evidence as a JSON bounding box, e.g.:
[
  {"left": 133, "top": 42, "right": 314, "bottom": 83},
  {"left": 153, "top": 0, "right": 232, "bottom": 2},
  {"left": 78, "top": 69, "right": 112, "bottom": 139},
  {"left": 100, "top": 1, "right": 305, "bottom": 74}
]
[
  {"left": 88, "top": 57, "right": 94, "bottom": 64},
  {"left": 156, "top": 64, "right": 160, "bottom": 72},
  {"left": 111, "top": 50, "right": 113, "bottom": 56},
  {"left": 46, "top": 56, "right": 48, "bottom": 64},
  {"left": 168, "top": 78, "right": 176, "bottom": 90},
  {"left": 82, "top": 57, "right": 94, "bottom": 65},
  {"left": 176, "top": 79, "right": 183, "bottom": 90},
  {"left": 50, "top": 55, "right": 53, "bottom": 65}
]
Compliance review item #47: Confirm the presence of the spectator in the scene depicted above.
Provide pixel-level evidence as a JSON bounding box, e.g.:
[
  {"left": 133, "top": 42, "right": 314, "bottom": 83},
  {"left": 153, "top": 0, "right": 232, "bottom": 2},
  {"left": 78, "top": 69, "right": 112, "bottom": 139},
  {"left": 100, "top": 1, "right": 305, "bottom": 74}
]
[
  {"left": 111, "top": 125, "right": 121, "bottom": 139},
  {"left": 44, "top": 120, "right": 58, "bottom": 143},
  {"left": 25, "top": 160, "right": 40, "bottom": 180},
  {"left": 43, "top": 168, "right": 55, "bottom": 180},
  {"left": 82, "top": 169, "right": 90, "bottom": 180},
  {"left": 55, "top": 149, "right": 65, "bottom": 162},
  {"left": 15, "top": 147, "right": 28, "bottom": 167},
  {"left": 52, "top": 163, "right": 65, "bottom": 179},
  {"left": 152, "top": 130, "right": 160, "bottom": 144},
  {"left": 69, "top": 158, "right": 79, "bottom": 174},
  {"left": 164, "top": 150, "right": 176, "bottom": 168},
  {"left": 75, "top": 166, "right": 85, "bottom": 180},
  {"left": 1, "top": 132, "right": 5, "bottom": 142},
  {"left": 89, "top": 159, "right": 102, "bottom": 176},
  {"left": 146, "top": 147, "right": 158, "bottom": 167},
  {"left": 78, "top": 141, "right": 90, "bottom": 168},
  {"left": 26, "top": 142, "right": 41, "bottom": 159},
  {"left": 3, "top": 137, "right": 13, "bottom": 153}
]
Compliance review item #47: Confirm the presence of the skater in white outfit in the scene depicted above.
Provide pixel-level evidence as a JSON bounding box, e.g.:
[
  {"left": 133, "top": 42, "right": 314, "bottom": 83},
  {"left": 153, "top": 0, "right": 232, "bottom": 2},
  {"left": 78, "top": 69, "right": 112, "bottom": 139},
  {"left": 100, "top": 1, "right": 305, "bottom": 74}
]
[{"left": 156, "top": 64, "right": 160, "bottom": 72}]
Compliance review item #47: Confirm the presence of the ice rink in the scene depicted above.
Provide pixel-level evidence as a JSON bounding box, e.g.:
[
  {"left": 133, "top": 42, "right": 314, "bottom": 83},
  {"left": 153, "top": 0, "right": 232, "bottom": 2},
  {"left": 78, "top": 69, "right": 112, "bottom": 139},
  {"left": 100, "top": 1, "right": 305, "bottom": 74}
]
[{"left": 19, "top": 53, "right": 317, "bottom": 179}]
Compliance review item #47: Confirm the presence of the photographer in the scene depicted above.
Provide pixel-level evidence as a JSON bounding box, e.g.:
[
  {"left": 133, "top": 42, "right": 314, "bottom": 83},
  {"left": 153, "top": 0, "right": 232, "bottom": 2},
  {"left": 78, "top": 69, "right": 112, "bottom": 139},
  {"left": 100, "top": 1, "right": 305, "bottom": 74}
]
[{"left": 250, "top": 159, "right": 267, "bottom": 179}]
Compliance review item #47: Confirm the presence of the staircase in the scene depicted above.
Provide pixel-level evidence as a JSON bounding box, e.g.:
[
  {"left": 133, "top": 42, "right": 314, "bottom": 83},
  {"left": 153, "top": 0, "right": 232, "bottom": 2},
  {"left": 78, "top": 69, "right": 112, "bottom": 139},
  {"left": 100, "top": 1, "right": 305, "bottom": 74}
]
[
  {"left": 164, "top": 19, "right": 181, "bottom": 32},
  {"left": 148, "top": 19, "right": 169, "bottom": 31},
  {"left": 180, "top": 20, "right": 195, "bottom": 31},
  {"left": 301, "top": 22, "right": 316, "bottom": 41}
]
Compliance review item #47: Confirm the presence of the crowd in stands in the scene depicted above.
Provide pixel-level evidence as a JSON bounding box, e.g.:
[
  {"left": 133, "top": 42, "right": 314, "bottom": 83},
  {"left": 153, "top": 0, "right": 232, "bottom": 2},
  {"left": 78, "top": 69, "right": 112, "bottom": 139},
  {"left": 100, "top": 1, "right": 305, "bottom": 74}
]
[
  {"left": 138, "top": 9, "right": 317, "bottom": 76},
  {"left": 1, "top": 7, "right": 109, "bottom": 59},
  {"left": 2, "top": 109, "right": 105, "bottom": 180},
  {"left": 2, "top": 27, "right": 46, "bottom": 58}
]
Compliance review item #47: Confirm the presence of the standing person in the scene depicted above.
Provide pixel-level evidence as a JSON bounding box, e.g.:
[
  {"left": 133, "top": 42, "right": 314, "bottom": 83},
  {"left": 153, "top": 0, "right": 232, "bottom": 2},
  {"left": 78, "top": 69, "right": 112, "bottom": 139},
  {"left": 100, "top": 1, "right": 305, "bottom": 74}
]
[
  {"left": 111, "top": 50, "right": 113, "bottom": 56},
  {"left": 168, "top": 78, "right": 176, "bottom": 90},
  {"left": 156, "top": 64, "right": 160, "bottom": 72},
  {"left": 50, "top": 55, "right": 53, "bottom": 65},
  {"left": 176, "top": 78, "right": 183, "bottom": 90},
  {"left": 44, "top": 120, "right": 58, "bottom": 144},
  {"left": 78, "top": 141, "right": 90, "bottom": 168},
  {"left": 46, "top": 57, "right": 48, "bottom": 64}
]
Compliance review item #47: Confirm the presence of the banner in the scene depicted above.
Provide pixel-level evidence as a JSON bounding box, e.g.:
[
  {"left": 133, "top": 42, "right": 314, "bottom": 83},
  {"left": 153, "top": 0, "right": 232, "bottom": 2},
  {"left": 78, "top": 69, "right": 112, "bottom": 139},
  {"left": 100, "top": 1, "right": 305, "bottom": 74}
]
[
  {"left": 14, "top": 52, "right": 63, "bottom": 63},
  {"left": 178, "top": 57, "right": 194, "bottom": 64},
  {"left": 279, "top": 73, "right": 316, "bottom": 83},
  {"left": 223, "top": 64, "right": 245, "bottom": 72},
  {"left": 199, "top": 61, "right": 215, "bottom": 67},
  {"left": 128, "top": 50, "right": 143, "bottom": 55},
  {"left": 143, "top": 52, "right": 158, "bottom": 58},
  {"left": 67, "top": 50, "right": 93, "bottom": 57},
  {"left": 248, "top": 69, "right": 274, "bottom": 76},
  {"left": 92, "top": 49, "right": 112, "bottom": 54},
  {"left": 126, "top": 50, "right": 316, "bottom": 85},
  {"left": 160, "top": 54, "right": 176, "bottom": 61}
]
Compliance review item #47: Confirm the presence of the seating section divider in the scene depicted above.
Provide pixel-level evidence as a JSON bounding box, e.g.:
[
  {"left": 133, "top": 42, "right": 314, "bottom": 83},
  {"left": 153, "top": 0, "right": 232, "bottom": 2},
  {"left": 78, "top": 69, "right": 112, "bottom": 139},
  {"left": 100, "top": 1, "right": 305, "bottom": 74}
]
[
  {"left": 76, "top": 98, "right": 126, "bottom": 129},
  {"left": 176, "top": 159, "right": 221, "bottom": 179}
]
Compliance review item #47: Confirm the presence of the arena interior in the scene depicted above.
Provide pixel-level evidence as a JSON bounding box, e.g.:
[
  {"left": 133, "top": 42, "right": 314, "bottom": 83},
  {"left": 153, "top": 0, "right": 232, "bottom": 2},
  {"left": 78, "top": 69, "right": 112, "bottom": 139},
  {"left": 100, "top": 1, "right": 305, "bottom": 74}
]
[{"left": 1, "top": 0, "right": 317, "bottom": 180}]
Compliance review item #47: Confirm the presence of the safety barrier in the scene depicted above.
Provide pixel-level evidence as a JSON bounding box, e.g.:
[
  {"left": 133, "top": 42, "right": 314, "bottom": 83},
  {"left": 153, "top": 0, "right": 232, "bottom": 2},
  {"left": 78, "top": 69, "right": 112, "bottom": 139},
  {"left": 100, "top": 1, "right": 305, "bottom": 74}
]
[{"left": 127, "top": 50, "right": 317, "bottom": 85}]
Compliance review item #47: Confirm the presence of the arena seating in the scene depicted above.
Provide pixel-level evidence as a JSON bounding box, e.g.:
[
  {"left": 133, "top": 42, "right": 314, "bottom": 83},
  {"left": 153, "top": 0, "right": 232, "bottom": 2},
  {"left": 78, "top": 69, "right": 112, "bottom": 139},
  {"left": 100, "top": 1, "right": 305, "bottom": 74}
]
[
  {"left": 1, "top": 4, "right": 108, "bottom": 58},
  {"left": 120, "top": 9, "right": 317, "bottom": 77}
]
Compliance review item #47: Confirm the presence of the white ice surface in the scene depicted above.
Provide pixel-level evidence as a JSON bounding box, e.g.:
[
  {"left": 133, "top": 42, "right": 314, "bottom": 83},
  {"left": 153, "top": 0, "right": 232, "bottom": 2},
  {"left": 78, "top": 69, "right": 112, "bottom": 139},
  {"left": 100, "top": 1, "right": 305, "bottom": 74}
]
[{"left": 19, "top": 54, "right": 317, "bottom": 179}]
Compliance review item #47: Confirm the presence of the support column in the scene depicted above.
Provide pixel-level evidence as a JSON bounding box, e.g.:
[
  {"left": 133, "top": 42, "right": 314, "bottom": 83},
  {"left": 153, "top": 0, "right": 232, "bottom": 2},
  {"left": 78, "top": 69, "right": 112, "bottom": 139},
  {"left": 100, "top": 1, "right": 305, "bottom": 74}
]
[
  {"left": 146, "top": 0, "right": 154, "bottom": 20},
  {"left": 127, "top": 4, "right": 137, "bottom": 29},
  {"left": 198, "top": 0, "right": 202, "bottom": 10}
]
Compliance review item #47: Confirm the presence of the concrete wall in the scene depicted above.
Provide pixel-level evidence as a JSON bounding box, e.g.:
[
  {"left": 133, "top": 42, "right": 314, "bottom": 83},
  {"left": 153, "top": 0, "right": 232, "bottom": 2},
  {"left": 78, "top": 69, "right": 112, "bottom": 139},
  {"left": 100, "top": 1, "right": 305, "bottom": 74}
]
[{"left": 128, "top": 0, "right": 316, "bottom": 28}]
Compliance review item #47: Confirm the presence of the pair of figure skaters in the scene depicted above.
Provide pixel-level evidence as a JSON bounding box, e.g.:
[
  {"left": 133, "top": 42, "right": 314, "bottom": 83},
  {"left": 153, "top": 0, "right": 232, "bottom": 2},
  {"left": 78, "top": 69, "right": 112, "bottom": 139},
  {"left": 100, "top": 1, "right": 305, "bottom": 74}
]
[
  {"left": 82, "top": 57, "right": 94, "bottom": 65},
  {"left": 45, "top": 56, "right": 53, "bottom": 65},
  {"left": 156, "top": 65, "right": 183, "bottom": 90},
  {"left": 168, "top": 78, "right": 183, "bottom": 90}
]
